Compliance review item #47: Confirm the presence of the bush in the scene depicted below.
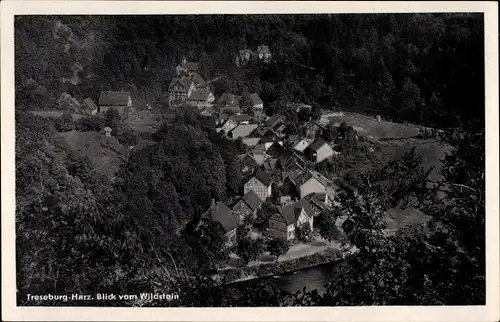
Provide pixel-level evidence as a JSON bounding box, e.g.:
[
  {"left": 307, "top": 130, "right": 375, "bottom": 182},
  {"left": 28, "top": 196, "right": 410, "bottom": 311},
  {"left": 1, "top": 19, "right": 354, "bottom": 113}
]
[
  {"left": 295, "top": 224, "right": 313, "bottom": 242},
  {"left": 55, "top": 113, "right": 74, "bottom": 132},
  {"left": 117, "top": 130, "right": 139, "bottom": 146},
  {"left": 75, "top": 116, "right": 105, "bottom": 132}
]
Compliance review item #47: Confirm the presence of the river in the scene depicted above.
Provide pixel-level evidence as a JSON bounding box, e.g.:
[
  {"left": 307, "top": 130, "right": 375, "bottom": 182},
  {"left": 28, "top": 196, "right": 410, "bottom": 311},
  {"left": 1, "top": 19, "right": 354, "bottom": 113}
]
[{"left": 230, "top": 260, "right": 342, "bottom": 296}]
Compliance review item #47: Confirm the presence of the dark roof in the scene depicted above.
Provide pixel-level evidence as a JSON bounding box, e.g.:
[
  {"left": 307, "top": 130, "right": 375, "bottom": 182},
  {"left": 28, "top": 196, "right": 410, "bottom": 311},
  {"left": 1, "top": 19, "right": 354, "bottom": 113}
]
[
  {"left": 294, "top": 200, "right": 315, "bottom": 218},
  {"left": 309, "top": 138, "right": 328, "bottom": 151},
  {"left": 228, "top": 124, "right": 259, "bottom": 139},
  {"left": 210, "top": 202, "right": 238, "bottom": 232},
  {"left": 188, "top": 88, "right": 211, "bottom": 101},
  {"left": 253, "top": 168, "right": 272, "bottom": 186},
  {"left": 98, "top": 91, "right": 131, "bottom": 106},
  {"left": 295, "top": 170, "right": 329, "bottom": 188},
  {"left": 217, "top": 93, "right": 241, "bottom": 106},
  {"left": 282, "top": 170, "right": 300, "bottom": 183},
  {"left": 265, "top": 115, "right": 283, "bottom": 128},
  {"left": 83, "top": 97, "right": 98, "bottom": 110},
  {"left": 263, "top": 158, "right": 279, "bottom": 171},
  {"left": 248, "top": 93, "right": 263, "bottom": 105},
  {"left": 278, "top": 205, "right": 297, "bottom": 225},
  {"left": 242, "top": 190, "right": 263, "bottom": 211},
  {"left": 229, "top": 114, "right": 251, "bottom": 124},
  {"left": 222, "top": 105, "right": 242, "bottom": 114}
]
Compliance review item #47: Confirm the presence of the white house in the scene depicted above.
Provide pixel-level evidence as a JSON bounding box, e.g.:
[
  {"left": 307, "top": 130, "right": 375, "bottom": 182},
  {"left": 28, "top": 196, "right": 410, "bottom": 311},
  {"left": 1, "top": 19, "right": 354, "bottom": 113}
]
[
  {"left": 268, "top": 202, "right": 314, "bottom": 240},
  {"left": 244, "top": 169, "right": 273, "bottom": 201},
  {"left": 306, "top": 138, "right": 335, "bottom": 163}
]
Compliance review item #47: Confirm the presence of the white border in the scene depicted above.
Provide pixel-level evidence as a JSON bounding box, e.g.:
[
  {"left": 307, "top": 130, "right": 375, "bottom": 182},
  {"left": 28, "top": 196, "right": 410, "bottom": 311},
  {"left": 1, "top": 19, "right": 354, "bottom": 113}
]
[{"left": 1, "top": 2, "right": 498, "bottom": 321}]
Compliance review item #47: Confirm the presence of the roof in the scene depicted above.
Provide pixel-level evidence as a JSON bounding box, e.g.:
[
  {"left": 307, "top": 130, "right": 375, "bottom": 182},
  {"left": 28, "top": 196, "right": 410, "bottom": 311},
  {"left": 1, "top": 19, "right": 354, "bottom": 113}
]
[
  {"left": 294, "top": 200, "right": 315, "bottom": 218},
  {"left": 253, "top": 168, "right": 272, "bottom": 186},
  {"left": 294, "top": 170, "right": 326, "bottom": 188},
  {"left": 210, "top": 201, "right": 238, "bottom": 232},
  {"left": 242, "top": 137, "right": 261, "bottom": 147},
  {"left": 248, "top": 93, "right": 263, "bottom": 105},
  {"left": 200, "top": 105, "right": 215, "bottom": 115},
  {"left": 188, "top": 88, "right": 211, "bottom": 101},
  {"left": 98, "top": 91, "right": 131, "bottom": 106},
  {"left": 263, "top": 158, "right": 279, "bottom": 171},
  {"left": 252, "top": 150, "right": 267, "bottom": 165},
  {"left": 229, "top": 114, "right": 251, "bottom": 124},
  {"left": 222, "top": 105, "right": 242, "bottom": 114},
  {"left": 265, "top": 115, "right": 283, "bottom": 128},
  {"left": 278, "top": 205, "right": 297, "bottom": 225},
  {"left": 257, "top": 44, "right": 271, "bottom": 54},
  {"left": 309, "top": 138, "right": 328, "bottom": 151},
  {"left": 228, "top": 124, "right": 259, "bottom": 140},
  {"left": 217, "top": 93, "right": 241, "bottom": 106},
  {"left": 242, "top": 190, "right": 263, "bottom": 211},
  {"left": 282, "top": 170, "right": 300, "bottom": 183},
  {"left": 83, "top": 97, "right": 98, "bottom": 110}
]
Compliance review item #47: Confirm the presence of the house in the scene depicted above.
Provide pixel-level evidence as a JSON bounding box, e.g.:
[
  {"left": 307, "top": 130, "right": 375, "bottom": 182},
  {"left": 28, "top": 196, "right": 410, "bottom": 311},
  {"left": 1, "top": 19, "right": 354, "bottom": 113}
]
[
  {"left": 216, "top": 93, "right": 241, "bottom": 108},
  {"left": 204, "top": 199, "right": 239, "bottom": 248},
  {"left": 235, "top": 49, "right": 255, "bottom": 67},
  {"left": 241, "top": 137, "right": 261, "bottom": 149},
  {"left": 232, "top": 190, "right": 263, "bottom": 224},
  {"left": 292, "top": 137, "right": 314, "bottom": 153},
  {"left": 244, "top": 168, "right": 273, "bottom": 201},
  {"left": 251, "top": 150, "right": 269, "bottom": 166},
  {"left": 103, "top": 127, "right": 112, "bottom": 137},
  {"left": 293, "top": 170, "right": 329, "bottom": 199},
  {"left": 265, "top": 115, "right": 284, "bottom": 132},
  {"left": 248, "top": 93, "right": 264, "bottom": 110},
  {"left": 98, "top": 91, "right": 132, "bottom": 115},
  {"left": 168, "top": 72, "right": 213, "bottom": 108},
  {"left": 305, "top": 138, "right": 335, "bottom": 163},
  {"left": 304, "top": 192, "right": 330, "bottom": 216},
  {"left": 82, "top": 97, "right": 98, "bottom": 115},
  {"left": 199, "top": 105, "right": 215, "bottom": 117},
  {"left": 176, "top": 57, "right": 199, "bottom": 76},
  {"left": 230, "top": 114, "right": 251, "bottom": 125},
  {"left": 280, "top": 151, "right": 307, "bottom": 172},
  {"left": 262, "top": 158, "right": 279, "bottom": 172},
  {"left": 237, "top": 153, "right": 259, "bottom": 177},
  {"left": 268, "top": 202, "right": 314, "bottom": 241},
  {"left": 220, "top": 118, "right": 238, "bottom": 134},
  {"left": 288, "top": 102, "right": 312, "bottom": 113},
  {"left": 227, "top": 124, "right": 259, "bottom": 140},
  {"left": 302, "top": 120, "right": 325, "bottom": 139},
  {"left": 257, "top": 45, "right": 272, "bottom": 63}
]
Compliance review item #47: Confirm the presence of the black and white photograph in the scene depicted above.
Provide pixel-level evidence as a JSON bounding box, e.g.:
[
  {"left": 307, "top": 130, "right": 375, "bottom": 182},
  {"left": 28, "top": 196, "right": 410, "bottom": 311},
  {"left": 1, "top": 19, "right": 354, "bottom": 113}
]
[{"left": 1, "top": 1, "right": 499, "bottom": 321}]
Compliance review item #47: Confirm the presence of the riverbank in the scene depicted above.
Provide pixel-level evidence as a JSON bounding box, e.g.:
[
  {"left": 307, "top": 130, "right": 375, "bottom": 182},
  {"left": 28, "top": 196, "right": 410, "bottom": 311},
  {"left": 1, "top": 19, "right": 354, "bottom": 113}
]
[{"left": 218, "top": 246, "right": 355, "bottom": 285}]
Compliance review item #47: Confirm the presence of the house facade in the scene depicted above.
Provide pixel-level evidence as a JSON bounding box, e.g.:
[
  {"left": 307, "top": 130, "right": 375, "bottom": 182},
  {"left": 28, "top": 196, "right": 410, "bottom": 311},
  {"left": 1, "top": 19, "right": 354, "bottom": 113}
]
[
  {"left": 294, "top": 171, "right": 329, "bottom": 199},
  {"left": 204, "top": 200, "right": 238, "bottom": 248},
  {"left": 221, "top": 118, "right": 238, "bottom": 134},
  {"left": 268, "top": 203, "right": 314, "bottom": 240},
  {"left": 248, "top": 93, "right": 264, "bottom": 110},
  {"left": 244, "top": 169, "right": 272, "bottom": 201},
  {"left": 168, "top": 72, "right": 213, "bottom": 108},
  {"left": 257, "top": 45, "right": 272, "bottom": 63},
  {"left": 231, "top": 190, "right": 263, "bottom": 224},
  {"left": 306, "top": 138, "right": 335, "bottom": 163}
]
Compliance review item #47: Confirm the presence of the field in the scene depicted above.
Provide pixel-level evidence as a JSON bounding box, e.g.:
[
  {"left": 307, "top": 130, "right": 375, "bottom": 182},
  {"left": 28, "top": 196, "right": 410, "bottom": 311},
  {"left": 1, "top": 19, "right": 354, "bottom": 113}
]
[{"left": 53, "top": 130, "right": 129, "bottom": 180}]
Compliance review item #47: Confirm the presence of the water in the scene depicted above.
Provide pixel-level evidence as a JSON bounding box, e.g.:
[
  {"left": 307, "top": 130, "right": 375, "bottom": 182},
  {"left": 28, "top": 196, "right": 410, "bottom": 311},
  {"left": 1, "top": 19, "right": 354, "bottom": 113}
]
[{"left": 231, "top": 261, "right": 342, "bottom": 296}]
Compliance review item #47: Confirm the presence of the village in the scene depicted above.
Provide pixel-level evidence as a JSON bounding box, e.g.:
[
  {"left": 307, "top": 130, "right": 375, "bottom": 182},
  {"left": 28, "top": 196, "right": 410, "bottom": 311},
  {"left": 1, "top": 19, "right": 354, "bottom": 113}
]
[
  {"left": 99, "top": 51, "right": 354, "bottom": 271},
  {"left": 31, "top": 46, "right": 428, "bottom": 276}
]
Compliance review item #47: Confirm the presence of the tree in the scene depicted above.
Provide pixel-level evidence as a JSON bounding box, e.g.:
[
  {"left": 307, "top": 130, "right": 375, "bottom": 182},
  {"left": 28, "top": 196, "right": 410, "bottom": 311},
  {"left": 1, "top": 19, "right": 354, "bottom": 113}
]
[
  {"left": 239, "top": 95, "right": 253, "bottom": 115},
  {"left": 317, "top": 210, "right": 344, "bottom": 242},
  {"left": 75, "top": 115, "right": 105, "bottom": 132},
  {"left": 295, "top": 224, "right": 313, "bottom": 242},
  {"left": 254, "top": 201, "right": 277, "bottom": 229},
  {"left": 54, "top": 113, "right": 74, "bottom": 132},
  {"left": 237, "top": 237, "right": 265, "bottom": 264},
  {"left": 267, "top": 239, "right": 289, "bottom": 261},
  {"left": 116, "top": 129, "right": 139, "bottom": 146}
]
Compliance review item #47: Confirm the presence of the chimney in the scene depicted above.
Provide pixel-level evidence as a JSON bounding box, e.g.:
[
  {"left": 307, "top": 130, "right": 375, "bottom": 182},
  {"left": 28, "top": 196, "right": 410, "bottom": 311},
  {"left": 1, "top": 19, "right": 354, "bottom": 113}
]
[{"left": 211, "top": 198, "right": 216, "bottom": 207}]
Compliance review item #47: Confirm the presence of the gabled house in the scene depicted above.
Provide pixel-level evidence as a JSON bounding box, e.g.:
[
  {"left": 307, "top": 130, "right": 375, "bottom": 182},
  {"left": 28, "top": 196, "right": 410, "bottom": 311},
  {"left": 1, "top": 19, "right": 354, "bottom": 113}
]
[
  {"left": 168, "top": 72, "right": 212, "bottom": 108},
  {"left": 304, "top": 192, "right": 330, "bottom": 216},
  {"left": 248, "top": 93, "right": 264, "bottom": 111},
  {"left": 257, "top": 45, "right": 272, "bottom": 63},
  {"left": 176, "top": 57, "right": 200, "bottom": 76},
  {"left": 293, "top": 170, "right": 329, "bottom": 199},
  {"left": 241, "top": 137, "right": 262, "bottom": 149},
  {"left": 268, "top": 202, "right": 314, "bottom": 241},
  {"left": 305, "top": 138, "right": 335, "bottom": 164},
  {"left": 232, "top": 190, "right": 263, "bottom": 224},
  {"left": 203, "top": 199, "right": 239, "bottom": 248},
  {"left": 227, "top": 124, "right": 259, "bottom": 140},
  {"left": 302, "top": 120, "right": 326, "bottom": 139},
  {"left": 216, "top": 93, "right": 241, "bottom": 108},
  {"left": 237, "top": 153, "right": 259, "bottom": 177},
  {"left": 220, "top": 118, "right": 238, "bottom": 134},
  {"left": 280, "top": 151, "right": 307, "bottom": 172},
  {"left": 265, "top": 115, "right": 285, "bottom": 132},
  {"left": 292, "top": 136, "right": 314, "bottom": 153},
  {"left": 244, "top": 168, "right": 273, "bottom": 201},
  {"left": 98, "top": 91, "right": 132, "bottom": 115}
]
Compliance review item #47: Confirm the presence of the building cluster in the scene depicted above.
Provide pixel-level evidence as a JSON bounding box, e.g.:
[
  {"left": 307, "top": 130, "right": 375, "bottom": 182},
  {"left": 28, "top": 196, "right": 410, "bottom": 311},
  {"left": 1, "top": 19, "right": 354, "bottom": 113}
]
[{"left": 235, "top": 45, "right": 273, "bottom": 67}]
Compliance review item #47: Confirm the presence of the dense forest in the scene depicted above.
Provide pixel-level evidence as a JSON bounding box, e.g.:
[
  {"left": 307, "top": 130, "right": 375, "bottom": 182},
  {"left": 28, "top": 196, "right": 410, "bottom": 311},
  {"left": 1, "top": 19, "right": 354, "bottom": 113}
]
[{"left": 15, "top": 13, "right": 485, "bottom": 306}]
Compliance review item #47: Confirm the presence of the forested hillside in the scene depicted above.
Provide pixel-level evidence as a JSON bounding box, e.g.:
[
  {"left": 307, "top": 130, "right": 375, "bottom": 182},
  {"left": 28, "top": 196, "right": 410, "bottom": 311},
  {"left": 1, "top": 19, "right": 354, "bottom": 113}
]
[
  {"left": 15, "top": 14, "right": 485, "bottom": 307},
  {"left": 16, "top": 14, "right": 483, "bottom": 128}
]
